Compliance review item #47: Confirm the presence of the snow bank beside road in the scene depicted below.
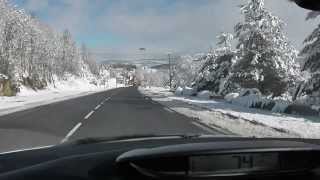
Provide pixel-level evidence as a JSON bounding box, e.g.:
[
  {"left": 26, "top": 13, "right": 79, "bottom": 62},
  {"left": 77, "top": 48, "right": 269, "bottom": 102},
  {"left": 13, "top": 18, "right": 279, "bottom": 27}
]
[
  {"left": 197, "top": 90, "right": 211, "bottom": 99},
  {"left": 140, "top": 87, "right": 320, "bottom": 139},
  {"left": 0, "top": 78, "right": 119, "bottom": 116}
]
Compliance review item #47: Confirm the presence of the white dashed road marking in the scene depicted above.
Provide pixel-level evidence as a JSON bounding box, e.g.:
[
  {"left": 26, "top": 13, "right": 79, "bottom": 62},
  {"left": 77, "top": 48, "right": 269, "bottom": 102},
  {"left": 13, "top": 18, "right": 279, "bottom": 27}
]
[
  {"left": 61, "top": 95, "right": 114, "bottom": 143},
  {"left": 84, "top": 110, "right": 95, "bottom": 120},
  {"left": 94, "top": 104, "right": 102, "bottom": 110},
  {"left": 61, "top": 122, "right": 82, "bottom": 143}
]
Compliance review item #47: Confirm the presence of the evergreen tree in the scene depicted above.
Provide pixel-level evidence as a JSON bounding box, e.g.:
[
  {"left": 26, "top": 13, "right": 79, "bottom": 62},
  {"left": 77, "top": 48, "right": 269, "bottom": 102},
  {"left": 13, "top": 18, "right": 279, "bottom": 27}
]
[
  {"left": 232, "top": 0, "right": 298, "bottom": 97},
  {"left": 194, "top": 32, "right": 236, "bottom": 95},
  {"left": 297, "top": 13, "right": 320, "bottom": 104}
]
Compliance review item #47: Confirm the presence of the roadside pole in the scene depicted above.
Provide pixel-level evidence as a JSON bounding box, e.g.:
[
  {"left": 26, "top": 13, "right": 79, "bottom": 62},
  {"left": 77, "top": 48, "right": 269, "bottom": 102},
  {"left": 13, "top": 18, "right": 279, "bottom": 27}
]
[{"left": 168, "top": 53, "right": 172, "bottom": 89}]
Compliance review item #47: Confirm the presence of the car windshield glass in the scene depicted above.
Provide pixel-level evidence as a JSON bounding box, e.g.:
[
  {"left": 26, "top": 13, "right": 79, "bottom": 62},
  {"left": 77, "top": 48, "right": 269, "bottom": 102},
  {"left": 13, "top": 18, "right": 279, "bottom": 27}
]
[{"left": 0, "top": 0, "right": 319, "bottom": 153}]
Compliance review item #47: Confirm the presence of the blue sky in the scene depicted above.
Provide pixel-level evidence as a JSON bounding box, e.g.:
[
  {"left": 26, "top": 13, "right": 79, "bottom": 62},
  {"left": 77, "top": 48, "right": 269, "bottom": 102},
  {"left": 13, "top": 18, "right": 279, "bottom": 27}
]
[
  {"left": 12, "top": 0, "right": 126, "bottom": 47},
  {"left": 12, "top": 0, "right": 208, "bottom": 48},
  {"left": 11, "top": 0, "right": 318, "bottom": 60}
]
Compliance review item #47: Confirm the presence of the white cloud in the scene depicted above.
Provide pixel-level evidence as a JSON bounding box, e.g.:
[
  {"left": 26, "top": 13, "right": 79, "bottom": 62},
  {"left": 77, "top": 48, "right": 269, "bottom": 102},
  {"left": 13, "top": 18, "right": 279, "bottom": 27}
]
[
  {"left": 47, "top": 0, "right": 92, "bottom": 37},
  {"left": 96, "top": 0, "right": 240, "bottom": 53},
  {"left": 19, "top": 0, "right": 318, "bottom": 58}
]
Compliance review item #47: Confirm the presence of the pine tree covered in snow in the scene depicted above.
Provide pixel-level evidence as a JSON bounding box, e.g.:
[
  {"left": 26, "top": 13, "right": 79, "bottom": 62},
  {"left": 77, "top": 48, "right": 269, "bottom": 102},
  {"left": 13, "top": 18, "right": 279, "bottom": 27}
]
[
  {"left": 194, "top": 33, "right": 237, "bottom": 95},
  {"left": 296, "top": 12, "right": 320, "bottom": 105},
  {"left": 232, "top": 0, "right": 299, "bottom": 97}
]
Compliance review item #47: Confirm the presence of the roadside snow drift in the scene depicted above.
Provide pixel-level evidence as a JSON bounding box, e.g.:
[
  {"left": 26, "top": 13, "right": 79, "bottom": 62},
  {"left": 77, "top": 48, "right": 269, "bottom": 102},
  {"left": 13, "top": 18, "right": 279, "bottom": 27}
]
[
  {"left": 140, "top": 87, "right": 320, "bottom": 139},
  {"left": 0, "top": 77, "right": 119, "bottom": 116}
]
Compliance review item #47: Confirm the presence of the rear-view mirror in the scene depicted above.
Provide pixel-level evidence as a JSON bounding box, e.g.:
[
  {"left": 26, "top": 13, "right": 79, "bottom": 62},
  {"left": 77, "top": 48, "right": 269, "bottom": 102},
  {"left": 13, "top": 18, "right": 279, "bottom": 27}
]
[{"left": 290, "top": 0, "right": 320, "bottom": 11}]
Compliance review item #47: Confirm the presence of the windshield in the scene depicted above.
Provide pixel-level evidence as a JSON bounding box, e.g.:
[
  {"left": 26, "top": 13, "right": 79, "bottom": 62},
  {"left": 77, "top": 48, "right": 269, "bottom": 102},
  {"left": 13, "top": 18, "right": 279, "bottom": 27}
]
[{"left": 0, "top": 0, "right": 319, "bottom": 153}]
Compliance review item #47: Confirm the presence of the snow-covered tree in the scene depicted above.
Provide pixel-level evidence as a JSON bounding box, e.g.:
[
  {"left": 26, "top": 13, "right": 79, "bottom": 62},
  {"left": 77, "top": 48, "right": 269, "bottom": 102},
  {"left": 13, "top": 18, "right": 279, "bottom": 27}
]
[
  {"left": 172, "top": 55, "right": 201, "bottom": 88},
  {"left": 217, "top": 32, "right": 233, "bottom": 51},
  {"left": 81, "top": 44, "right": 99, "bottom": 76},
  {"left": 0, "top": 0, "right": 102, "bottom": 95},
  {"left": 296, "top": 12, "right": 320, "bottom": 105},
  {"left": 135, "top": 67, "right": 169, "bottom": 88},
  {"left": 300, "top": 25, "right": 320, "bottom": 74},
  {"left": 232, "top": 0, "right": 299, "bottom": 97},
  {"left": 194, "top": 32, "right": 236, "bottom": 95}
]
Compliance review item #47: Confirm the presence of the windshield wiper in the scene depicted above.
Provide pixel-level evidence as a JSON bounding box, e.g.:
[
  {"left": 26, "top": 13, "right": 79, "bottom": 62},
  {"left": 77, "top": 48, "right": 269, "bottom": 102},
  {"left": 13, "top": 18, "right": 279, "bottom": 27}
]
[{"left": 62, "top": 133, "right": 233, "bottom": 145}]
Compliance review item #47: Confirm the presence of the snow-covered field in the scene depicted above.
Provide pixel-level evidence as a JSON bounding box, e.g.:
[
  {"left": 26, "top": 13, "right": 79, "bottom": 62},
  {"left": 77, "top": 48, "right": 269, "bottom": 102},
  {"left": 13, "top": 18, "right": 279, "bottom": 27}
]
[
  {"left": 0, "top": 78, "right": 120, "bottom": 116},
  {"left": 140, "top": 87, "right": 320, "bottom": 139}
]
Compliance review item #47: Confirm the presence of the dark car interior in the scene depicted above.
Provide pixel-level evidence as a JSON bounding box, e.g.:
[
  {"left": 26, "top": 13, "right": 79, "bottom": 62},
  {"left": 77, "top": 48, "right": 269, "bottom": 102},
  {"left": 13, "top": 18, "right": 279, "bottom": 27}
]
[{"left": 0, "top": 136, "right": 320, "bottom": 180}]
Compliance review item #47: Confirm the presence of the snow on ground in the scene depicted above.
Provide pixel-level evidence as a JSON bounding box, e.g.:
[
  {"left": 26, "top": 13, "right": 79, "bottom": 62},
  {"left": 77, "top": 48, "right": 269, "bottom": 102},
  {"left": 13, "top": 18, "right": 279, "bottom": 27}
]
[
  {"left": 0, "top": 77, "right": 120, "bottom": 116},
  {"left": 140, "top": 87, "right": 320, "bottom": 139}
]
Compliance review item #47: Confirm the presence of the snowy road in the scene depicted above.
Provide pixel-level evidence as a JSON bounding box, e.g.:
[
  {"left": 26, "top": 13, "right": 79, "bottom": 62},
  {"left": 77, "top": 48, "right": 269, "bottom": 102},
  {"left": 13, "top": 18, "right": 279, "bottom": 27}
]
[{"left": 0, "top": 87, "right": 224, "bottom": 153}]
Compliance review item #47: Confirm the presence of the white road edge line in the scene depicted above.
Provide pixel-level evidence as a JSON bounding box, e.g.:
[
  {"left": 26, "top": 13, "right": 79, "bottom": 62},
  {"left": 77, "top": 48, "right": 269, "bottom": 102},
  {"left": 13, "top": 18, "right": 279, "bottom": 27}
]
[
  {"left": 164, "top": 107, "right": 174, "bottom": 113},
  {"left": 94, "top": 104, "right": 102, "bottom": 110},
  {"left": 84, "top": 110, "right": 95, "bottom": 120},
  {"left": 61, "top": 122, "right": 82, "bottom": 143},
  {"left": 102, "top": 97, "right": 111, "bottom": 103},
  {"left": 0, "top": 145, "right": 53, "bottom": 155},
  {"left": 191, "top": 121, "right": 217, "bottom": 134}
]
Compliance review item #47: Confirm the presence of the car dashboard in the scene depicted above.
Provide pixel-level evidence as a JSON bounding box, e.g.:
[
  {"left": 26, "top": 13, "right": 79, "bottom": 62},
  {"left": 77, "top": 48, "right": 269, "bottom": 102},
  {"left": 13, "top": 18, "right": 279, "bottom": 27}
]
[{"left": 0, "top": 137, "right": 319, "bottom": 180}]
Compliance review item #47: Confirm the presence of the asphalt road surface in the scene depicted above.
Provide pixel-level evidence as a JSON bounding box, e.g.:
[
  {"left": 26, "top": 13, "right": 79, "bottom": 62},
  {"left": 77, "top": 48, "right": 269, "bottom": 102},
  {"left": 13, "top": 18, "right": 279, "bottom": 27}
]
[{"left": 0, "top": 87, "right": 224, "bottom": 153}]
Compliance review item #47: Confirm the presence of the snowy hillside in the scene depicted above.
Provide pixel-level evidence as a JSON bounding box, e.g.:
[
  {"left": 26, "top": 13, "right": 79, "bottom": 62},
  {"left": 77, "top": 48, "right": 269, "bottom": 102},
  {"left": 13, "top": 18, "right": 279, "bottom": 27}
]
[
  {"left": 0, "top": 77, "right": 120, "bottom": 116},
  {"left": 0, "top": 0, "right": 110, "bottom": 97}
]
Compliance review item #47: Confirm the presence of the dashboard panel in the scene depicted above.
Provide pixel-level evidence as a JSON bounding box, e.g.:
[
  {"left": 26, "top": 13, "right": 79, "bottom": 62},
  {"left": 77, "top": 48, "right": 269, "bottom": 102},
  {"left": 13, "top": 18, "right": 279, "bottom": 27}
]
[
  {"left": 190, "top": 153, "right": 280, "bottom": 173},
  {"left": 117, "top": 140, "right": 320, "bottom": 179},
  {"left": 0, "top": 137, "right": 320, "bottom": 180}
]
